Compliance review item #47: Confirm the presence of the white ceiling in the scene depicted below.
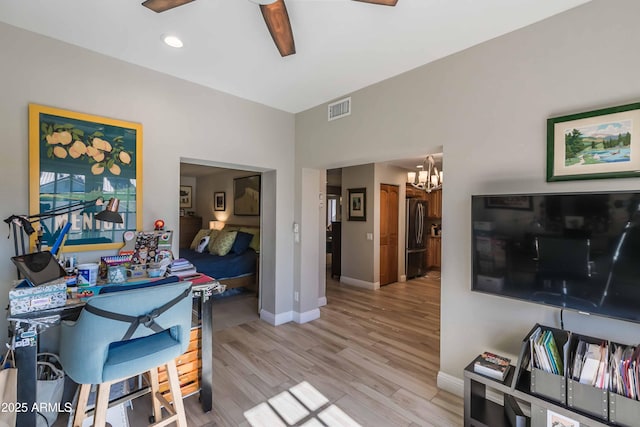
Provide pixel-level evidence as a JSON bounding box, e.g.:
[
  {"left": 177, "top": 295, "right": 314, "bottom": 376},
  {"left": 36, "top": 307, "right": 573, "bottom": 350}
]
[{"left": 0, "top": 0, "right": 589, "bottom": 113}]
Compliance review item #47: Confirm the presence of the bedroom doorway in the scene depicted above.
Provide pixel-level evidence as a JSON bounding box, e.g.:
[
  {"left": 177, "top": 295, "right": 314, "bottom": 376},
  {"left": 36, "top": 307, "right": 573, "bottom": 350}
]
[{"left": 179, "top": 162, "right": 261, "bottom": 329}]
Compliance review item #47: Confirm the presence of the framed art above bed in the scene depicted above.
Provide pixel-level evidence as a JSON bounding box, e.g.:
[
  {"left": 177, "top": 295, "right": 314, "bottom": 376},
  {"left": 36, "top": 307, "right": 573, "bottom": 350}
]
[{"left": 234, "top": 175, "right": 260, "bottom": 216}]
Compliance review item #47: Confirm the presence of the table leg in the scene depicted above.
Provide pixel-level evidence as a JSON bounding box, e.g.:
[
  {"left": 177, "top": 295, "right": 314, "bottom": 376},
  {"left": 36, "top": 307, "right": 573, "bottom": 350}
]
[
  {"left": 199, "top": 292, "right": 213, "bottom": 413},
  {"left": 15, "top": 328, "right": 37, "bottom": 427}
]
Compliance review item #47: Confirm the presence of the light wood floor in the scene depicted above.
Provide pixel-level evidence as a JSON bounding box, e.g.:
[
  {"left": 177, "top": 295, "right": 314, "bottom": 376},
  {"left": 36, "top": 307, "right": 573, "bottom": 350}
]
[
  {"left": 182, "top": 273, "right": 463, "bottom": 427},
  {"left": 211, "top": 292, "right": 259, "bottom": 331},
  {"left": 68, "top": 273, "right": 463, "bottom": 426}
]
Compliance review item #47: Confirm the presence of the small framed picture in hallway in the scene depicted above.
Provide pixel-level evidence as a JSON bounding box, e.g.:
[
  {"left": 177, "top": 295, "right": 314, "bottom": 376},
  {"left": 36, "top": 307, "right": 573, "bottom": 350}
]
[{"left": 348, "top": 188, "right": 366, "bottom": 221}]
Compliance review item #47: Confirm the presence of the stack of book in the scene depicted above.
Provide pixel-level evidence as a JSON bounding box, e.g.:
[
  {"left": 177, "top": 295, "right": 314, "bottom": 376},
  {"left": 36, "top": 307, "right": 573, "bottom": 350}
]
[
  {"left": 609, "top": 343, "right": 639, "bottom": 399},
  {"left": 570, "top": 339, "right": 609, "bottom": 389},
  {"left": 473, "top": 351, "right": 511, "bottom": 381},
  {"left": 168, "top": 258, "right": 197, "bottom": 278},
  {"left": 530, "top": 327, "right": 564, "bottom": 376}
]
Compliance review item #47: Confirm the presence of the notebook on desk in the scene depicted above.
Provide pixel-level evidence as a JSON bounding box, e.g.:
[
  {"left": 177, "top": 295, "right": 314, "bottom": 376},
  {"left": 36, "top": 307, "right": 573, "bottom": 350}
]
[{"left": 11, "top": 251, "right": 66, "bottom": 286}]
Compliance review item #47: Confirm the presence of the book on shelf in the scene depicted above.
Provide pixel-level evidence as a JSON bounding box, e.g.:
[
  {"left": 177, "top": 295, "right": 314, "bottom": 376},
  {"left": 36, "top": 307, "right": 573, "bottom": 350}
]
[
  {"left": 473, "top": 351, "right": 511, "bottom": 381},
  {"left": 530, "top": 328, "right": 564, "bottom": 376},
  {"left": 609, "top": 343, "right": 640, "bottom": 399},
  {"left": 571, "top": 339, "right": 609, "bottom": 389}
]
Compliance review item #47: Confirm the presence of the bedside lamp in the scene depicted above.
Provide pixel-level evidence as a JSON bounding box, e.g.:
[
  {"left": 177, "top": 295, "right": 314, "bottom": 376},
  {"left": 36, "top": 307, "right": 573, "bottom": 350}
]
[{"left": 209, "top": 221, "right": 224, "bottom": 231}]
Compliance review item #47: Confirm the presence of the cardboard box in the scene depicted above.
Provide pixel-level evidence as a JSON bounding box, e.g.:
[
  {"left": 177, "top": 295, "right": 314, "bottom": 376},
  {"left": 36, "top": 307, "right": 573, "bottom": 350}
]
[
  {"left": 609, "top": 391, "right": 640, "bottom": 427},
  {"left": 9, "top": 278, "right": 67, "bottom": 315},
  {"left": 567, "top": 379, "right": 607, "bottom": 420},
  {"left": 530, "top": 368, "right": 566, "bottom": 405}
]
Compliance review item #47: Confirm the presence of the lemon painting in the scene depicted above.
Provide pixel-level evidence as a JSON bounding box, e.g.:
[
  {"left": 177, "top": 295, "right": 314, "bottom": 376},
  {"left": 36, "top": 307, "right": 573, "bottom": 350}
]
[{"left": 33, "top": 105, "right": 140, "bottom": 250}]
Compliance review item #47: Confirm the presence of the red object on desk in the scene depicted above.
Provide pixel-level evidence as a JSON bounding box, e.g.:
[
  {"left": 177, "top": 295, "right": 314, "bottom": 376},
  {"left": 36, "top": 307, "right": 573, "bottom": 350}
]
[{"left": 186, "top": 273, "right": 215, "bottom": 285}]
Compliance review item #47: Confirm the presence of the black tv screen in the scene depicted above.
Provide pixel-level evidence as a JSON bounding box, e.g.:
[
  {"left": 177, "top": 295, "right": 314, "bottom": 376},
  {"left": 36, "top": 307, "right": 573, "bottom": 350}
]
[{"left": 472, "top": 191, "right": 640, "bottom": 323}]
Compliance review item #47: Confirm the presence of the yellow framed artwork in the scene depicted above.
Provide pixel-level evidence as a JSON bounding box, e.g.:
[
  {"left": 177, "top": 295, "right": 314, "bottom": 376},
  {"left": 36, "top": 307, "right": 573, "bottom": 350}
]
[{"left": 29, "top": 104, "right": 143, "bottom": 252}]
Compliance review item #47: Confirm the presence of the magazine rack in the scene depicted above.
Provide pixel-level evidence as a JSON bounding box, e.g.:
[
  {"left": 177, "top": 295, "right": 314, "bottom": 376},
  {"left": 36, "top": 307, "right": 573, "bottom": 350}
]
[{"left": 464, "top": 323, "right": 639, "bottom": 427}]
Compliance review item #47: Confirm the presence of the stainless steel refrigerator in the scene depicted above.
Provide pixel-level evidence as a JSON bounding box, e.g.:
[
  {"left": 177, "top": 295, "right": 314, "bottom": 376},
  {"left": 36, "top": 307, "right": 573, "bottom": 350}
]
[{"left": 406, "top": 199, "right": 428, "bottom": 279}]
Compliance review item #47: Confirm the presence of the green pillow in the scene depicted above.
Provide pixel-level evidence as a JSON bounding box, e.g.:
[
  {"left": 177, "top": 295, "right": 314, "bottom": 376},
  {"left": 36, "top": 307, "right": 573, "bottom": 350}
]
[
  {"left": 239, "top": 227, "right": 260, "bottom": 252},
  {"left": 189, "top": 229, "right": 211, "bottom": 250},
  {"left": 210, "top": 230, "right": 237, "bottom": 256},
  {"left": 207, "top": 229, "right": 221, "bottom": 253}
]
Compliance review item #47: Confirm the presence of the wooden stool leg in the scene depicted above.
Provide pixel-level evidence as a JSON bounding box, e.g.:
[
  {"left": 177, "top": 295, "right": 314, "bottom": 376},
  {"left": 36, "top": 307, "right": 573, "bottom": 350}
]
[
  {"left": 72, "top": 384, "right": 91, "bottom": 427},
  {"left": 93, "top": 380, "right": 113, "bottom": 427},
  {"left": 148, "top": 367, "right": 162, "bottom": 423},
  {"left": 166, "top": 360, "right": 187, "bottom": 427}
]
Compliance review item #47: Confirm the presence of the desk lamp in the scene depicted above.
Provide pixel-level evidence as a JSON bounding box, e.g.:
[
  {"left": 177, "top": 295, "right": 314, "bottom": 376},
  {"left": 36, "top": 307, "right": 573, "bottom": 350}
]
[{"left": 4, "top": 197, "right": 123, "bottom": 257}]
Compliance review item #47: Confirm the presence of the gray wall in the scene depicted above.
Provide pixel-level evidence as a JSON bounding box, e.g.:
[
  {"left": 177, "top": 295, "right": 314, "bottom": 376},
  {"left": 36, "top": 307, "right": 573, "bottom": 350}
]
[
  {"left": 0, "top": 21, "right": 295, "bottom": 337},
  {"left": 194, "top": 170, "right": 261, "bottom": 228},
  {"left": 341, "top": 164, "right": 376, "bottom": 286},
  {"left": 295, "top": 0, "right": 640, "bottom": 382}
]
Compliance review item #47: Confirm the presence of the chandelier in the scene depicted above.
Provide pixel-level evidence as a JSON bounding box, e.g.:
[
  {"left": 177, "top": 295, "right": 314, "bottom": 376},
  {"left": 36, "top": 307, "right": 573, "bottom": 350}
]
[{"left": 407, "top": 155, "right": 443, "bottom": 193}]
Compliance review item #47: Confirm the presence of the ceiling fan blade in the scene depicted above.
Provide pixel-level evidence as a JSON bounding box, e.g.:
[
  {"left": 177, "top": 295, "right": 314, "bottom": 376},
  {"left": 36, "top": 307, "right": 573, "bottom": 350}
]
[
  {"left": 352, "top": 0, "right": 398, "bottom": 6},
  {"left": 260, "top": 0, "right": 296, "bottom": 57},
  {"left": 142, "top": 0, "right": 195, "bottom": 13}
]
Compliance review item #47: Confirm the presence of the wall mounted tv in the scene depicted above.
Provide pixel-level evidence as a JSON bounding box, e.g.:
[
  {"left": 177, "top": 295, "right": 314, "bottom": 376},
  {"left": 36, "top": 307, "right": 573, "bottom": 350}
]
[{"left": 472, "top": 191, "right": 640, "bottom": 323}]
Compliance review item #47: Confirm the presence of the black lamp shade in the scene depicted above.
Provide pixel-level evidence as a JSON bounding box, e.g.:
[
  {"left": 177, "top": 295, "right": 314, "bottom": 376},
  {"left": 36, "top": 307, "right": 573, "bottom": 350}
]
[{"left": 95, "top": 198, "right": 123, "bottom": 223}]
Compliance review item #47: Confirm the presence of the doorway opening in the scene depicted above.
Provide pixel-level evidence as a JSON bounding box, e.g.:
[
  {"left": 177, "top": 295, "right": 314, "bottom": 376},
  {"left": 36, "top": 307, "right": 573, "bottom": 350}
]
[
  {"left": 179, "top": 161, "right": 261, "bottom": 330},
  {"left": 322, "top": 152, "right": 443, "bottom": 303}
]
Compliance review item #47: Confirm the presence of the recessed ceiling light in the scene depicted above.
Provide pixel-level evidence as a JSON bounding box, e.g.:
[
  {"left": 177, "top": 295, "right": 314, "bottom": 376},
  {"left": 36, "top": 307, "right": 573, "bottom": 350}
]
[{"left": 163, "top": 35, "right": 183, "bottom": 48}]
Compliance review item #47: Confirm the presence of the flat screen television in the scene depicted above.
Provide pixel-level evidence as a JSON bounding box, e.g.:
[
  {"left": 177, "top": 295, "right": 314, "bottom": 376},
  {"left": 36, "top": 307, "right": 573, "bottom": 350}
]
[{"left": 471, "top": 191, "right": 640, "bottom": 323}]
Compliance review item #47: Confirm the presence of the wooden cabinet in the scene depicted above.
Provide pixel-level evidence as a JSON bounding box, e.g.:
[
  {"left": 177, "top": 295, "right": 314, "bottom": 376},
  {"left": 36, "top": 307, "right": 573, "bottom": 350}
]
[
  {"left": 406, "top": 186, "right": 441, "bottom": 218},
  {"left": 179, "top": 216, "right": 203, "bottom": 248},
  {"left": 405, "top": 184, "right": 426, "bottom": 199},
  {"left": 426, "top": 189, "right": 442, "bottom": 218},
  {"left": 427, "top": 236, "right": 441, "bottom": 269},
  {"left": 159, "top": 326, "right": 202, "bottom": 403}
]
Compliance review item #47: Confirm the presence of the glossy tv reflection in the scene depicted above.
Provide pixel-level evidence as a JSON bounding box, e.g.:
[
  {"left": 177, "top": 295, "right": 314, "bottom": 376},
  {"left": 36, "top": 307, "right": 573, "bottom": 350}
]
[{"left": 471, "top": 191, "right": 640, "bottom": 323}]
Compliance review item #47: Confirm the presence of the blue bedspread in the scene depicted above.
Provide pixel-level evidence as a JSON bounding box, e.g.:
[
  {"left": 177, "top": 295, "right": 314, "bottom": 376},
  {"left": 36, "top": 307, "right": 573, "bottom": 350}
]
[{"left": 178, "top": 248, "right": 257, "bottom": 280}]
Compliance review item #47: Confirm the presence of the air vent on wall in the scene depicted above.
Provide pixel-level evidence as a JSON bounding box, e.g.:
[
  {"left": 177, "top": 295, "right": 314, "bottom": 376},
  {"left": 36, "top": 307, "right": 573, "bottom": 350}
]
[{"left": 328, "top": 97, "right": 351, "bottom": 121}]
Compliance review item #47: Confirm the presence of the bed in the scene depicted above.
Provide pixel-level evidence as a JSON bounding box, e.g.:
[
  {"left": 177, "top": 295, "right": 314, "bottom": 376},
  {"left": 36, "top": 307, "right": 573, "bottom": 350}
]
[{"left": 179, "top": 225, "right": 259, "bottom": 291}]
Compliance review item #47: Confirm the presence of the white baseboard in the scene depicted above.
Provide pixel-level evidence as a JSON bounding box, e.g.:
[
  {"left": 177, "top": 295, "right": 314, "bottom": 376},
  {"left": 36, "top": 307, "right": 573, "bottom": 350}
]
[
  {"left": 260, "top": 308, "right": 319, "bottom": 325},
  {"left": 318, "top": 296, "right": 327, "bottom": 307},
  {"left": 437, "top": 370, "right": 503, "bottom": 405},
  {"left": 293, "top": 308, "right": 320, "bottom": 323},
  {"left": 437, "top": 371, "right": 464, "bottom": 397},
  {"left": 340, "top": 276, "right": 380, "bottom": 290},
  {"left": 399, "top": 275, "right": 407, "bottom": 282},
  {"left": 260, "top": 309, "right": 293, "bottom": 326}
]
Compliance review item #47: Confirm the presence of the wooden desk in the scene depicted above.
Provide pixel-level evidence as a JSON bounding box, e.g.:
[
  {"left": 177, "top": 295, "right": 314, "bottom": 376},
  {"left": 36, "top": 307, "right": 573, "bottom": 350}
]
[{"left": 8, "top": 281, "right": 216, "bottom": 427}]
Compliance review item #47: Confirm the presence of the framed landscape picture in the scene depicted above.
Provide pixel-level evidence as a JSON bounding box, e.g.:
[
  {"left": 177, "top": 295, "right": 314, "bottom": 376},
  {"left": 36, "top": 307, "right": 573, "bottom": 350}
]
[
  {"left": 214, "top": 191, "right": 226, "bottom": 211},
  {"left": 547, "top": 102, "right": 640, "bottom": 181},
  {"left": 234, "top": 175, "right": 260, "bottom": 216},
  {"left": 348, "top": 188, "right": 366, "bottom": 221},
  {"left": 28, "top": 104, "right": 142, "bottom": 252}
]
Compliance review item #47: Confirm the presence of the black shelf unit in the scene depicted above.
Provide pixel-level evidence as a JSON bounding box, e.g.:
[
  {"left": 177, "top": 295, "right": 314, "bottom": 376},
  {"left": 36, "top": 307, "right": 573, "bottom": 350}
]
[{"left": 464, "top": 360, "right": 615, "bottom": 427}]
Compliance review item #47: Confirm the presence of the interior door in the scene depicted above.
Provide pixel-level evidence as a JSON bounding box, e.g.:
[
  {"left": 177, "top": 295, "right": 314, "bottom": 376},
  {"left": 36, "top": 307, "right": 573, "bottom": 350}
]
[{"left": 380, "top": 184, "right": 399, "bottom": 285}]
